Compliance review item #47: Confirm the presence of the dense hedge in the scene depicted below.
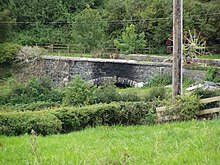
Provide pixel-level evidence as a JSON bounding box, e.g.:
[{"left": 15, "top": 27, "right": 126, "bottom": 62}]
[
  {"left": 0, "top": 111, "right": 62, "bottom": 136},
  {"left": 0, "top": 102, "right": 156, "bottom": 136}
]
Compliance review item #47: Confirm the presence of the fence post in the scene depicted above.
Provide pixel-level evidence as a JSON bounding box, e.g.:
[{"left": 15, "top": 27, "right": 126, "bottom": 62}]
[
  {"left": 51, "top": 44, "right": 54, "bottom": 52},
  {"left": 67, "top": 44, "right": 70, "bottom": 53}
]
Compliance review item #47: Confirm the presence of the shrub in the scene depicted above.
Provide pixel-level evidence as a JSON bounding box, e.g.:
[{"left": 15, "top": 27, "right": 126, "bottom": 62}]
[
  {"left": 114, "top": 24, "right": 146, "bottom": 54},
  {"left": 10, "top": 101, "right": 60, "bottom": 111},
  {"left": 193, "top": 88, "right": 220, "bottom": 99},
  {"left": 0, "top": 43, "right": 21, "bottom": 64},
  {"left": 145, "top": 74, "right": 172, "bottom": 88},
  {"left": 182, "top": 76, "right": 195, "bottom": 88},
  {"left": 145, "top": 74, "right": 194, "bottom": 88},
  {"left": 62, "top": 75, "right": 93, "bottom": 106},
  {"left": 90, "top": 84, "right": 121, "bottom": 104},
  {"left": 205, "top": 66, "right": 220, "bottom": 83},
  {"left": 0, "top": 63, "right": 12, "bottom": 79},
  {"left": 0, "top": 111, "right": 62, "bottom": 136},
  {"left": 144, "top": 87, "right": 166, "bottom": 102},
  {"left": 120, "top": 92, "right": 142, "bottom": 102},
  {"left": 193, "top": 88, "right": 220, "bottom": 110},
  {"left": 53, "top": 102, "right": 156, "bottom": 133},
  {"left": 165, "top": 94, "right": 200, "bottom": 121},
  {"left": 0, "top": 76, "right": 63, "bottom": 105},
  {"left": 0, "top": 102, "right": 157, "bottom": 135},
  {"left": 118, "top": 102, "right": 156, "bottom": 125}
]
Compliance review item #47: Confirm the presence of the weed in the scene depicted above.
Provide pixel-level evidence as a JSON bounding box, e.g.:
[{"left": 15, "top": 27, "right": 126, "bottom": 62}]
[{"left": 29, "top": 129, "right": 41, "bottom": 164}]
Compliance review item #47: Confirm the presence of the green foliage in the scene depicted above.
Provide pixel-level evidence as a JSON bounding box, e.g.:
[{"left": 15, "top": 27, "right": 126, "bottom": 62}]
[
  {"left": 0, "top": 63, "right": 12, "bottom": 79},
  {"left": 114, "top": 24, "right": 146, "bottom": 54},
  {"left": 193, "top": 88, "right": 220, "bottom": 110},
  {"left": 62, "top": 75, "right": 93, "bottom": 106},
  {"left": 193, "top": 88, "right": 220, "bottom": 99},
  {"left": 3, "top": 0, "right": 219, "bottom": 54},
  {"left": 0, "top": 111, "right": 62, "bottom": 136},
  {"left": 12, "top": 0, "right": 68, "bottom": 24},
  {"left": 120, "top": 92, "right": 141, "bottom": 102},
  {"left": 8, "top": 101, "right": 60, "bottom": 111},
  {"left": 145, "top": 74, "right": 194, "bottom": 88},
  {"left": 205, "top": 67, "right": 220, "bottom": 83},
  {"left": 165, "top": 94, "right": 200, "bottom": 120},
  {"left": 118, "top": 102, "right": 156, "bottom": 125},
  {"left": 0, "top": 43, "right": 20, "bottom": 64},
  {"left": 0, "top": 76, "right": 63, "bottom": 105},
  {"left": 14, "top": 26, "right": 73, "bottom": 45},
  {"left": 0, "top": 10, "right": 14, "bottom": 43},
  {"left": 0, "top": 102, "right": 156, "bottom": 135},
  {"left": 1, "top": 119, "right": 220, "bottom": 164},
  {"left": 182, "top": 76, "right": 195, "bottom": 88},
  {"left": 91, "top": 83, "right": 121, "bottom": 104},
  {"left": 145, "top": 74, "right": 172, "bottom": 88},
  {"left": 52, "top": 102, "right": 156, "bottom": 132},
  {"left": 72, "top": 6, "right": 107, "bottom": 52},
  {"left": 144, "top": 87, "right": 166, "bottom": 102}
]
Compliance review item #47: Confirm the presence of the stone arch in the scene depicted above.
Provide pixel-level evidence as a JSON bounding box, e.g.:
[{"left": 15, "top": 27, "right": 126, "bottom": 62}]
[{"left": 88, "top": 76, "right": 141, "bottom": 88}]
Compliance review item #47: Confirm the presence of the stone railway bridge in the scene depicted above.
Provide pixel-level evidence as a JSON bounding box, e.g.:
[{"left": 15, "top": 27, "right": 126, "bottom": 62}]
[{"left": 42, "top": 56, "right": 206, "bottom": 87}]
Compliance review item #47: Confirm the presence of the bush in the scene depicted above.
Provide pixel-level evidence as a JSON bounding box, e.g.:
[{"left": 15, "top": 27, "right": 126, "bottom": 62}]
[
  {"left": 0, "top": 111, "right": 62, "bottom": 136},
  {"left": 118, "top": 102, "right": 156, "bottom": 125},
  {"left": 144, "top": 74, "right": 172, "bottom": 88},
  {"left": 0, "top": 102, "right": 157, "bottom": 135},
  {"left": 0, "top": 76, "right": 63, "bottom": 105},
  {"left": 165, "top": 94, "right": 200, "bottom": 121},
  {"left": 145, "top": 74, "right": 194, "bottom": 88},
  {"left": 52, "top": 102, "right": 156, "bottom": 133},
  {"left": 62, "top": 75, "right": 93, "bottom": 106},
  {"left": 0, "top": 63, "right": 12, "bottom": 79},
  {"left": 193, "top": 88, "right": 220, "bottom": 110},
  {"left": 90, "top": 84, "right": 121, "bottom": 104},
  {"left": 114, "top": 24, "right": 146, "bottom": 54},
  {"left": 9, "top": 101, "right": 60, "bottom": 111},
  {"left": 120, "top": 92, "right": 142, "bottom": 102},
  {"left": 0, "top": 43, "right": 21, "bottom": 64},
  {"left": 144, "top": 87, "right": 166, "bottom": 102},
  {"left": 205, "top": 67, "right": 220, "bottom": 83},
  {"left": 193, "top": 88, "right": 220, "bottom": 99}
]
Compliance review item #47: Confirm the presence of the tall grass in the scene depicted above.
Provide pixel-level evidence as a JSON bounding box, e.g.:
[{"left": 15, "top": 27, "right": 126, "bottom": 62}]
[{"left": 0, "top": 119, "right": 219, "bottom": 164}]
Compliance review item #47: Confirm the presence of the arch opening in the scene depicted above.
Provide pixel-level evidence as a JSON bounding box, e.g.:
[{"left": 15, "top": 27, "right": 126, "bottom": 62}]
[{"left": 88, "top": 77, "right": 138, "bottom": 88}]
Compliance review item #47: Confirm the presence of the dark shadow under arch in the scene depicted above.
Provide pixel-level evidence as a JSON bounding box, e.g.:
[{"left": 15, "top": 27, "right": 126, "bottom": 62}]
[{"left": 88, "top": 76, "right": 139, "bottom": 88}]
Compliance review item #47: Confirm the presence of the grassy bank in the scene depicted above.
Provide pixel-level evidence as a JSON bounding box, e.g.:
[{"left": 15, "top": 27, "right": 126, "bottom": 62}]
[{"left": 0, "top": 119, "right": 219, "bottom": 164}]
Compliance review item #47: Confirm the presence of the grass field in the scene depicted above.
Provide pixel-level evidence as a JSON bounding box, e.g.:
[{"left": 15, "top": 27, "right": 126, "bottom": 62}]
[{"left": 0, "top": 119, "right": 219, "bottom": 164}]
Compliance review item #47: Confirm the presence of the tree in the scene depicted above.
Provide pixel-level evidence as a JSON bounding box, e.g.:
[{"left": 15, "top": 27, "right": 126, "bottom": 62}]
[
  {"left": 72, "top": 6, "right": 107, "bottom": 52},
  {"left": 0, "top": 0, "right": 15, "bottom": 43},
  {"left": 114, "top": 24, "right": 146, "bottom": 54}
]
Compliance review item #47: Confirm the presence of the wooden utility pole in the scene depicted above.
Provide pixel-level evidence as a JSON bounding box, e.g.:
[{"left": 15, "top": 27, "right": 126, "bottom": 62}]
[{"left": 172, "top": 0, "right": 183, "bottom": 100}]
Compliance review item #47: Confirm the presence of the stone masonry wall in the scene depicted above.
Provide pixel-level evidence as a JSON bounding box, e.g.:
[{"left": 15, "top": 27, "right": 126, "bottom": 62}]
[{"left": 43, "top": 56, "right": 206, "bottom": 86}]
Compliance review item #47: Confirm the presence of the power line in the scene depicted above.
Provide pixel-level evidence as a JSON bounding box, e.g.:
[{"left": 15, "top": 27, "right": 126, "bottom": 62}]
[{"left": 0, "top": 13, "right": 219, "bottom": 24}]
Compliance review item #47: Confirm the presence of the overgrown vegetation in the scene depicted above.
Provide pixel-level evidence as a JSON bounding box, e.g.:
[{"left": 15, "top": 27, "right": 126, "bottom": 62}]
[
  {"left": 114, "top": 24, "right": 146, "bottom": 54},
  {"left": 0, "top": 76, "right": 63, "bottom": 106},
  {"left": 144, "top": 74, "right": 194, "bottom": 88},
  {"left": 0, "top": 43, "right": 20, "bottom": 64},
  {"left": 1, "top": 0, "right": 220, "bottom": 54},
  {"left": 205, "top": 66, "right": 220, "bottom": 83},
  {"left": 0, "top": 74, "right": 219, "bottom": 136},
  {"left": 0, "top": 102, "right": 156, "bottom": 136},
  {"left": 0, "top": 119, "right": 219, "bottom": 164},
  {"left": 164, "top": 94, "right": 201, "bottom": 121}
]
